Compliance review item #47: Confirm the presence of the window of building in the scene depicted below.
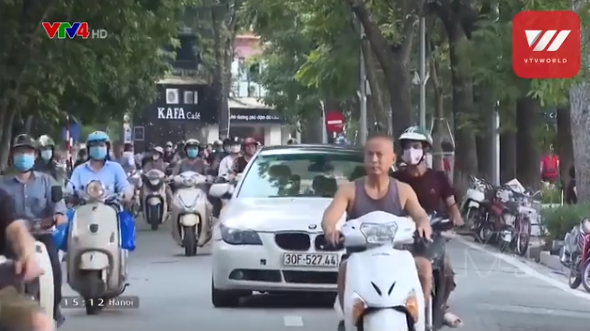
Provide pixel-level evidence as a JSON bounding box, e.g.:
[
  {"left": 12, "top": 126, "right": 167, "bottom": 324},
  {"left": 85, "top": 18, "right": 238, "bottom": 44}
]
[{"left": 183, "top": 91, "right": 199, "bottom": 104}]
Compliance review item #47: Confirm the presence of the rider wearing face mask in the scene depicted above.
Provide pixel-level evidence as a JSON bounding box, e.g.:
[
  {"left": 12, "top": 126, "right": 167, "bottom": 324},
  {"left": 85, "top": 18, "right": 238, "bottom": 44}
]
[
  {"left": 33, "top": 135, "right": 60, "bottom": 181},
  {"left": 68, "top": 131, "right": 132, "bottom": 199},
  {"left": 1, "top": 134, "right": 68, "bottom": 326},
  {"left": 232, "top": 137, "right": 257, "bottom": 175},
  {"left": 391, "top": 126, "right": 463, "bottom": 328},
  {"left": 171, "top": 139, "right": 208, "bottom": 176},
  {"left": 143, "top": 146, "right": 167, "bottom": 172},
  {"left": 218, "top": 139, "right": 242, "bottom": 180},
  {"left": 163, "top": 142, "right": 174, "bottom": 163}
]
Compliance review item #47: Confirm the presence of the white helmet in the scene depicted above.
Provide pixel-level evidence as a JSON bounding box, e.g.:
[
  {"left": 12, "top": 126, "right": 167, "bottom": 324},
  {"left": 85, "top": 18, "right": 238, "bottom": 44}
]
[{"left": 399, "top": 126, "right": 433, "bottom": 147}]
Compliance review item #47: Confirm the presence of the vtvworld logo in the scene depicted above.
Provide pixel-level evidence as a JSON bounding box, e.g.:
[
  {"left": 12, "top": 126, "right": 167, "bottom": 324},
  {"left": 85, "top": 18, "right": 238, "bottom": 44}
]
[
  {"left": 525, "top": 30, "right": 571, "bottom": 52},
  {"left": 42, "top": 22, "right": 108, "bottom": 40},
  {"left": 512, "top": 10, "right": 580, "bottom": 79}
]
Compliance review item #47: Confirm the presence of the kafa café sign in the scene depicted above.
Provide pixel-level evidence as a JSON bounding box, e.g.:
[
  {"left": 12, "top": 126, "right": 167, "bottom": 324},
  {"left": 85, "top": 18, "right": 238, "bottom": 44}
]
[{"left": 157, "top": 107, "right": 201, "bottom": 120}]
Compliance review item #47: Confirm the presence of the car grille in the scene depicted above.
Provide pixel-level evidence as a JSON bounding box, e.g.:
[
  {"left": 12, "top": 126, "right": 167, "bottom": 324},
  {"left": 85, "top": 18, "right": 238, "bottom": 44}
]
[
  {"left": 314, "top": 234, "right": 343, "bottom": 251},
  {"left": 275, "top": 233, "right": 310, "bottom": 251}
]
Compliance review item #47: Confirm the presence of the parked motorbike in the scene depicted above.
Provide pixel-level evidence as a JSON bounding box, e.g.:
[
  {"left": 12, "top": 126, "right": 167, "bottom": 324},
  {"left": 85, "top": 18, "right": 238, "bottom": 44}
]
[
  {"left": 334, "top": 211, "right": 453, "bottom": 331},
  {"left": 65, "top": 180, "right": 131, "bottom": 315},
  {"left": 560, "top": 219, "right": 590, "bottom": 291},
  {"left": 170, "top": 171, "right": 211, "bottom": 256},
  {"left": 141, "top": 169, "right": 168, "bottom": 230},
  {"left": 475, "top": 179, "right": 535, "bottom": 256},
  {"left": 460, "top": 176, "right": 493, "bottom": 229}
]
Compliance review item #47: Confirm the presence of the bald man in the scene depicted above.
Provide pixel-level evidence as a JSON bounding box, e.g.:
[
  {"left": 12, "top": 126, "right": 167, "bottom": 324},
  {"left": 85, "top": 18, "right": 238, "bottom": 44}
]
[{"left": 321, "top": 134, "right": 433, "bottom": 310}]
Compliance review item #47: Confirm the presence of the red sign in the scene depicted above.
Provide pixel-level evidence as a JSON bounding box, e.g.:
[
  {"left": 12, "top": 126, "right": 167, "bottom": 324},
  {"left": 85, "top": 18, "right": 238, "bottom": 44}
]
[
  {"left": 325, "top": 111, "right": 345, "bottom": 133},
  {"left": 512, "top": 11, "right": 580, "bottom": 79}
]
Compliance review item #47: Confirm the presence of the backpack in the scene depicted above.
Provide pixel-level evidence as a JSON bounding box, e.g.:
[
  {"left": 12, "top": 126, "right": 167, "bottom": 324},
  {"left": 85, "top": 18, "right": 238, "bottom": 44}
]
[{"left": 541, "top": 155, "right": 558, "bottom": 179}]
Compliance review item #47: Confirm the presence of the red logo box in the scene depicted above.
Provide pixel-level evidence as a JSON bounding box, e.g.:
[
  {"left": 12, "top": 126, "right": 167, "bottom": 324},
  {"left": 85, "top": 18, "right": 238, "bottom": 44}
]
[{"left": 512, "top": 11, "right": 580, "bottom": 79}]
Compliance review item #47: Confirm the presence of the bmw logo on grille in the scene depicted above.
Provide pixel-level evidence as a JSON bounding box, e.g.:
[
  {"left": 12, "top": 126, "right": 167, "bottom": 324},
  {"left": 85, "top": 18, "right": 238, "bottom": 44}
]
[{"left": 308, "top": 224, "right": 317, "bottom": 230}]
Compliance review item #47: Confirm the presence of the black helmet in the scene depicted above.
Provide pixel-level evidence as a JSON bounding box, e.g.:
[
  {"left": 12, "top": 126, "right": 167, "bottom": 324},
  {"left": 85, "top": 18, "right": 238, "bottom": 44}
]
[{"left": 12, "top": 134, "right": 37, "bottom": 150}]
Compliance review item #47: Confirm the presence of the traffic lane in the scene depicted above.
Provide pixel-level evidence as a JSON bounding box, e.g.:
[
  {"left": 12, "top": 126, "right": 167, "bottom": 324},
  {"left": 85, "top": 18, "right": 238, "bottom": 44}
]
[
  {"left": 59, "top": 227, "right": 336, "bottom": 331},
  {"left": 448, "top": 237, "right": 590, "bottom": 331}
]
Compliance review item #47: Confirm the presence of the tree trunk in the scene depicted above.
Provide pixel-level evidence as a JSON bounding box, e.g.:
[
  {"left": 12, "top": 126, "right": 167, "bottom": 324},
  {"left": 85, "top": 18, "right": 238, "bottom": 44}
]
[
  {"left": 0, "top": 110, "right": 16, "bottom": 171},
  {"left": 555, "top": 105, "right": 574, "bottom": 184},
  {"left": 569, "top": 84, "right": 590, "bottom": 202},
  {"left": 500, "top": 130, "right": 517, "bottom": 183},
  {"left": 445, "top": 20, "right": 478, "bottom": 192},
  {"left": 515, "top": 97, "right": 541, "bottom": 190},
  {"left": 346, "top": 0, "right": 415, "bottom": 139},
  {"left": 429, "top": 55, "right": 445, "bottom": 172}
]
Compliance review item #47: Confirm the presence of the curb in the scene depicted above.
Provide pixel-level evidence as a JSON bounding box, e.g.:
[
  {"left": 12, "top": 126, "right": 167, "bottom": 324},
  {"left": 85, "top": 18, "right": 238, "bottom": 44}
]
[{"left": 538, "top": 250, "right": 568, "bottom": 274}]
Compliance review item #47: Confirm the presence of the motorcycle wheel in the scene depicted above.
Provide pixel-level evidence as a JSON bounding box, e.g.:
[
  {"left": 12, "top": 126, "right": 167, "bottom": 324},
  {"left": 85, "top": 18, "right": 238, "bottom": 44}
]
[
  {"left": 183, "top": 225, "right": 197, "bottom": 256},
  {"left": 514, "top": 217, "right": 531, "bottom": 256},
  {"left": 581, "top": 260, "right": 590, "bottom": 293},
  {"left": 476, "top": 221, "right": 496, "bottom": 245}
]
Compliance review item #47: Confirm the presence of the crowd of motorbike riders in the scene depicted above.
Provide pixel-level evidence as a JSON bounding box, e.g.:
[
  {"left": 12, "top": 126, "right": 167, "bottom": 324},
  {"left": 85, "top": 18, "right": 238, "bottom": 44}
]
[{"left": 0, "top": 126, "right": 471, "bottom": 331}]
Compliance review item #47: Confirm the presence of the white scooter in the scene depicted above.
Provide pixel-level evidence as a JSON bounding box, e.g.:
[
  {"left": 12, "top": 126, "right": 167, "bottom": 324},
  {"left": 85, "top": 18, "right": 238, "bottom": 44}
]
[
  {"left": 66, "top": 180, "right": 129, "bottom": 315},
  {"left": 141, "top": 169, "right": 168, "bottom": 231},
  {"left": 335, "top": 211, "right": 454, "bottom": 331},
  {"left": 27, "top": 222, "right": 56, "bottom": 322},
  {"left": 170, "top": 171, "right": 211, "bottom": 256},
  {"left": 460, "top": 175, "right": 490, "bottom": 227}
]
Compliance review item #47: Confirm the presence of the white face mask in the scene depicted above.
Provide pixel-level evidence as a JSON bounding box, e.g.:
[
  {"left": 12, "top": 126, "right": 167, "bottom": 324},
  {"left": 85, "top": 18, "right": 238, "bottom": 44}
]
[{"left": 402, "top": 148, "right": 423, "bottom": 165}]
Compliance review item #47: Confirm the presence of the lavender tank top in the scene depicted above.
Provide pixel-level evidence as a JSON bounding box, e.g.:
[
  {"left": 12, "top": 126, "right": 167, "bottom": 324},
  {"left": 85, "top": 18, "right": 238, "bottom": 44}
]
[{"left": 347, "top": 177, "right": 404, "bottom": 220}]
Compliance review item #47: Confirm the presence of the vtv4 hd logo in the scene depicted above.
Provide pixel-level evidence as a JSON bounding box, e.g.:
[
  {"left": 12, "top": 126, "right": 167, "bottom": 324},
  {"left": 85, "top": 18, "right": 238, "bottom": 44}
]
[
  {"left": 42, "top": 22, "right": 108, "bottom": 40},
  {"left": 512, "top": 11, "right": 580, "bottom": 79}
]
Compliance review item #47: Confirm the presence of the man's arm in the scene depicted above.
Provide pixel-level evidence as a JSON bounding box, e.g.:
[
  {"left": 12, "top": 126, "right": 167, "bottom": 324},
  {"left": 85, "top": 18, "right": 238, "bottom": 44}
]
[
  {"left": 113, "top": 163, "right": 130, "bottom": 194},
  {"left": 398, "top": 182, "right": 429, "bottom": 226},
  {"left": 321, "top": 184, "right": 352, "bottom": 233},
  {"left": 1, "top": 193, "right": 35, "bottom": 260}
]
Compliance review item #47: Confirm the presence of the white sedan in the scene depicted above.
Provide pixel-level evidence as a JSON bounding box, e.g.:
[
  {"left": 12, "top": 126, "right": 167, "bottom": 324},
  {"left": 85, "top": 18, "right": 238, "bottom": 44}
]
[{"left": 208, "top": 144, "right": 366, "bottom": 307}]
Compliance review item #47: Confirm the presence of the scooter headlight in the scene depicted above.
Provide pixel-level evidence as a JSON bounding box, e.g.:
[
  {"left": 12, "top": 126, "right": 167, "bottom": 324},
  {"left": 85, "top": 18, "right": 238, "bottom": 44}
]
[
  {"left": 360, "top": 222, "right": 398, "bottom": 244},
  {"left": 149, "top": 179, "right": 160, "bottom": 186},
  {"left": 182, "top": 176, "right": 196, "bottom": 186},
  {"left": 86, "top": 181, "right": 105, "bottom": 199}
]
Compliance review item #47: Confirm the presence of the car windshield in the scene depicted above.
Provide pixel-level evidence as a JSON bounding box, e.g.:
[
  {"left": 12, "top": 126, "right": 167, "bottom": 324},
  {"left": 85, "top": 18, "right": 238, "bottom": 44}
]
[{"left": 237, "top": 150, "right": 366, "bottom": 198}]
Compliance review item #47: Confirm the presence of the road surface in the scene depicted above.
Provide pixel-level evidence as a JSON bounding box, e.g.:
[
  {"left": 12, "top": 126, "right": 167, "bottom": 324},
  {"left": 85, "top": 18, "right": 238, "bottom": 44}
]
[{"left": 60, "top": 223, "right": 590, "bottom": 331}]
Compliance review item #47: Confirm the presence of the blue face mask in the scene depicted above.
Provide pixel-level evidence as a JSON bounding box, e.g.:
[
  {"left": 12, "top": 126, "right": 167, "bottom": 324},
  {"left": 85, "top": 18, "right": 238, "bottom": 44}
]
[
  {"left": 186, "top": 148, "right": 198, "bottom": 158},
  {"left": 89, "top": 146, "right": 107, "bottom": 160},
  {"left": 40, "top": 150, "right": 53, "bottom": 161},
  {"left": 14, "top": 154, "right": 35, "bottom": 172}
]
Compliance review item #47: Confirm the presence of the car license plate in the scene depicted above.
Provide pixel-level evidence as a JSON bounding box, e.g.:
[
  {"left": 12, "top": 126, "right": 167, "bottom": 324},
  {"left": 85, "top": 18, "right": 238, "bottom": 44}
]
[{"left": 283, "top": 253, "right": 339, "bottom": 267}]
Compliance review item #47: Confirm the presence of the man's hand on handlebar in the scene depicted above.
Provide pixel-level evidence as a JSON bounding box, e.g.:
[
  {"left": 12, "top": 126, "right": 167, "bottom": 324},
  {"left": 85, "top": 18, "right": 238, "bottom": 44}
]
[
  {"left": 325, "top": 228, "right": 342, "bottom": 247},
  {"left": 416, "top": 221, "right": 432, "bottom": 240}
]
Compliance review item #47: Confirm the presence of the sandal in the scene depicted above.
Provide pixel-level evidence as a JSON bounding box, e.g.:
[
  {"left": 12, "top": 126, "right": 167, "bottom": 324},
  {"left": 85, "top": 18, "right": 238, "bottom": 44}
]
[{"left": 443, "top": 312, "right": 463, "bottom": 328}]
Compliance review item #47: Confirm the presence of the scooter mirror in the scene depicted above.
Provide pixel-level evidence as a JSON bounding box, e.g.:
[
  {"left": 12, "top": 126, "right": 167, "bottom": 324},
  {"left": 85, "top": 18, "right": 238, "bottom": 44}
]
[
  {"left": 50, "top": 185, "right": 63, "bottom": 203},
  {"left": 209, "top": 183, "right": 231, "bottom": 198}
]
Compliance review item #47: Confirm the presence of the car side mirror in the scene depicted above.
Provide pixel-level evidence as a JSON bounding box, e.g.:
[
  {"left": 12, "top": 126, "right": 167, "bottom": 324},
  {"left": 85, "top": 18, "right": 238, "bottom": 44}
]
[
  {"left": 209, "top": 183, "right": 231, "bottom": 198},
  {"left": 51, "top": 185, "right": 63, "bottom": 203}
]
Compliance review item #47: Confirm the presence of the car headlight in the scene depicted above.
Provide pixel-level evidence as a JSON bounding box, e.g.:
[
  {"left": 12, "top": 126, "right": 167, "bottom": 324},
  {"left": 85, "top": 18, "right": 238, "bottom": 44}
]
[
  {"left": 220, "top": 224, "right": 262, "bottom": 245},
  {"left": 360, "top": 222, "right": 398, "bottom": 244},
  {"left": 86, "top": 181, "right": 105, "bottom": 199}
]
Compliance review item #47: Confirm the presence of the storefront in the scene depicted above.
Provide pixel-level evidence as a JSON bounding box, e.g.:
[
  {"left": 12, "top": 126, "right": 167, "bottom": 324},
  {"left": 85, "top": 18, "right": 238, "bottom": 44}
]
[
  {"left": 132, "top": 78, "right": 219, "bottom": 151},
  {"left": 228, "top": 97, "right": 289, "bottom": 145}
]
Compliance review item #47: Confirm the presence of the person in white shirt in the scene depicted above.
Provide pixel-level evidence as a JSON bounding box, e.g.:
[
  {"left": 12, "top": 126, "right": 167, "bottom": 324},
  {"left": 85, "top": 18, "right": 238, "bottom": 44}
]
[{"left": 218, "top": 140, "right": 241, "bottom": 180}]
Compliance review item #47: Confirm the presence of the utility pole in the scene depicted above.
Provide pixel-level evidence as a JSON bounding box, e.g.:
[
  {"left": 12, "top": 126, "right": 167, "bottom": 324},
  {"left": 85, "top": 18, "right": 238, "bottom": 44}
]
[
  {"left": 359, "top": 25, "right": 368, "bottom": 145},
  {"left": 419, "top": 16, "right": 427, "bottom": 129}
]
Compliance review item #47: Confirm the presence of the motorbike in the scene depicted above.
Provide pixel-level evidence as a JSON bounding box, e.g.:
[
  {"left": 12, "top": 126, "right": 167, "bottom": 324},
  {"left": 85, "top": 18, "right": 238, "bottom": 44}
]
[
  {"left": 25, "top": 221, "right": 56, "bottom": 322},
  {"left": 560, "top": 219, "right": 590, "bottom": 291},
  {"left": 141, "top": 169, "right": 168, "bottom": 230},
  {"left": 65, "top": 180, "right": 131, "bottom": 315},
  {"left": 334, "top": 211, "right": 453, "bottom": 331},
  {"left": 475, "top": 179, "right": 535, "bottom": 256},
  {"left": 460, "top": 176, "right": 493, "bottom": 228},
  {"left": 127, "top": 170, "right": 142, "bottom": 217},
  {"left": 170, "top": 171, "right": 211, "bottom": 256}
]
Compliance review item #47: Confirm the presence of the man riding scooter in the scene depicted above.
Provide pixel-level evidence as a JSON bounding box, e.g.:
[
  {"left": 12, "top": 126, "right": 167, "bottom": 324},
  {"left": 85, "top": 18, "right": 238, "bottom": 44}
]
[
  {"left": 171, "top": 139, "right": 209, "bottom": 176},
  {"left": 391, "top": 126, "right": 463, "bottom": 327},
  {"left": 320, "top": 134, "right": 434, "bottom": 330},
  {"left": 218, "top": 138, "right": 241, "bottom": 180},
  {"left": 69, "top": 131, "right": 133, "bottom": 201},
  {"left": 231, "top": 137, "right": 258, "bottom": 176},
  {"left": 0, "top": 134, "right": 68, "bottom": 326},
  {"left": 34, "top": 135, "right": 65, "bottom": 183}
]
